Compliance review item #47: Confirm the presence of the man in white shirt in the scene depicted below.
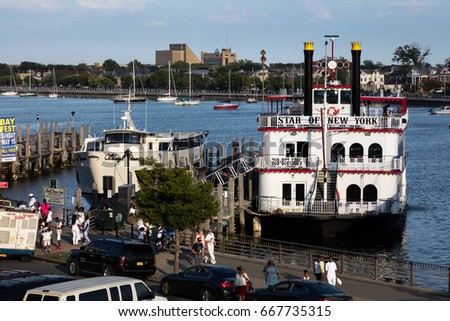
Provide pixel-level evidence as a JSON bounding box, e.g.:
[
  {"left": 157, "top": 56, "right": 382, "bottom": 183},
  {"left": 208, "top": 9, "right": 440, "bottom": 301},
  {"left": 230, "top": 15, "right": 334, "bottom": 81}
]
[
  {"left": 28, "top": 193, "right": 37, "bottom": 210},
  {"left": 325, "top": 256, "right": 338, "bottom": 286},
  {"left": 205, "top": 229, "right": 216, "bottom": 264}
]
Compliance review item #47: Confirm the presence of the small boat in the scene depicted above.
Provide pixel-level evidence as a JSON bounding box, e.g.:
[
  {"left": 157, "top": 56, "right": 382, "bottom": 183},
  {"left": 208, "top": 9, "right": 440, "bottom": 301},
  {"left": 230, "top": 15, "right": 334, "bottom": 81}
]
[
  {"left": 213, "top": 102, "right": 240, "bottom": 110},
  {"left": 2, "top": 67, "right": 18, "bottom": 96},
  {"left": 174, "top": 63, "right": 200, "bottom": 106},
  {"left": 214, "top": 71, "right": 239, "bottom": 110},
  {"left": 246, "top": 97, "right": 258, "bottom": 104},
  {"left": 157, "top": 61, "right": 177, "bottom": 102},
  {"left": 48, "top": 67, "right": 58, "bottom": 98},
  {"left": 20, "top": 70, "right": 37, "bottom": 97},
  {"left": 112, "top": 60, "right": 147, "bottom": 103},
  {"left": 430, "top": 106, "right": 450, "bottom": 115}
]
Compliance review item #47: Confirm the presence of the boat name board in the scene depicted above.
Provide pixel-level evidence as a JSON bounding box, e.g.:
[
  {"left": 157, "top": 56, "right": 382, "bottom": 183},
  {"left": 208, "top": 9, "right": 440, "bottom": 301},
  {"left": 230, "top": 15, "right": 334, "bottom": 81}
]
[{"left": 276, "top": 116, "right": 379, "bottom": 127}]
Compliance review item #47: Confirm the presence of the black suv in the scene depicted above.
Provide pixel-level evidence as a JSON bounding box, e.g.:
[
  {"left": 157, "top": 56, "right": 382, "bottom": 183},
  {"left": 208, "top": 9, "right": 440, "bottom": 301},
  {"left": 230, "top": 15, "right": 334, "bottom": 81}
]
[
  {"left": 0, "top": 269, "right": 74, "bottom": 301},
  {"left": 67, "top": 238, "right": 156, "bottom": 277}
]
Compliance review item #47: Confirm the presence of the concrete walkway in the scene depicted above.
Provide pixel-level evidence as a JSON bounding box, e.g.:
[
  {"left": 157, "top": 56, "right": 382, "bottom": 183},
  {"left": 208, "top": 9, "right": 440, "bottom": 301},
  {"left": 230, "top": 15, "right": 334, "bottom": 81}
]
[{"left": 34, "top": 226, "right": 450, "bottom": 301}]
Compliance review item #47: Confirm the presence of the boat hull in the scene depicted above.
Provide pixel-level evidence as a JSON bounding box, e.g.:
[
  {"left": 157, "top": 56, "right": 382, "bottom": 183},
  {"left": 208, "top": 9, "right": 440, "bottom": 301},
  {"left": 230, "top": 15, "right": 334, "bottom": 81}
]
[
  {"left": 245, "top": 211, "right": 406, "bottom": 245},
  {"left": 214, "top": 103, "right": 239, "bottom": 110}
]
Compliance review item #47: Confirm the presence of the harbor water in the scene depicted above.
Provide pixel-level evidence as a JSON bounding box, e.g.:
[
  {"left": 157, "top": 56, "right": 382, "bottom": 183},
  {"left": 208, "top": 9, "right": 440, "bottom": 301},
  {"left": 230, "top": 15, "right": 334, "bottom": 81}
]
[{"left": 1, "top": 95, "right": 449, "bottom": 267}]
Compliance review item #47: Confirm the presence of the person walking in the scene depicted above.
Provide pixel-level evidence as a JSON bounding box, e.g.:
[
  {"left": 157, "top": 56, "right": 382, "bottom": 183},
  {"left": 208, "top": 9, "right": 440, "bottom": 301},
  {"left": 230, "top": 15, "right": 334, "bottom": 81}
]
[
  {"left": 81, "top": 215, "right": 90, "bottom": 245},
  {"left": 191, "top": 237, "right": 204, "bottom": 266},
  {"left": 71, "top": 213, "right": 81, "bottom": 245},
  {"left": 314, "top": 255, "right": 323, "bottom": 280},
  {"left": 205, "top": 229, "right": 216, "bottom": 264},
  {"left": 263, "top": 258, "right": 279, "bottom": 288},
  {"left": 55, "top": 217, "right": 63, "bottom": 250},
  {"left": 234, "top": 266, "right": 251, "bottom": 301},
  {"left": 41, "top": 223, "right": 52, "bottom": 254},
  {"left": 325, "top": 256, "right": 338, "bottom": 286}
]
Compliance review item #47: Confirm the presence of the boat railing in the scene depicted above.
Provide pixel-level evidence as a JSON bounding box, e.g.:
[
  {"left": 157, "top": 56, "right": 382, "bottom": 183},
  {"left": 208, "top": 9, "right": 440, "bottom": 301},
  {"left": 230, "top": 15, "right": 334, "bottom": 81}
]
[{"left": 258, "top": 196, "right": 399, "bottom": 215}]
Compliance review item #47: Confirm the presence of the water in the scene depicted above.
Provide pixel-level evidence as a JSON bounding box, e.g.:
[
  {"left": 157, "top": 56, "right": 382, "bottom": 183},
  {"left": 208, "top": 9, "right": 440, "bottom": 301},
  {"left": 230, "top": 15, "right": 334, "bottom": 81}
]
[{"left": 1, "top": 96, "right": 449, "bottom": 266}]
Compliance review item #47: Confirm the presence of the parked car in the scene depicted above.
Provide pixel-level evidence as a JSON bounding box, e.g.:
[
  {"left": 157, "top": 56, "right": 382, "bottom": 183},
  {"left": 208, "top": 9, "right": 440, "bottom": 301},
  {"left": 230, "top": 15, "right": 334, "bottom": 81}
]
[
  {"left": 67, "top": 238, "right": 156, "bottom": 278},
  {"left": 160, "top": 265, "right": 237, "bottom": 301},
  {"left": 24, "top": 276, "right": 167, "bottom": 301},
  {"left": 0, "top": 269, "right": 74, "bottom": 301},
  {"left": 247, "top": 279, "right": 353, "bottom": 301}
]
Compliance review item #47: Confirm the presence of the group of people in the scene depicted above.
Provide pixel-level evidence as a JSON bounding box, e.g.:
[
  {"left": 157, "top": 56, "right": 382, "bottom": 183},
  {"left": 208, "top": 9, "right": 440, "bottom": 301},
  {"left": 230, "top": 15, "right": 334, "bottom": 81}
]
[
  {"left": 71, "top": 207, "right": 90, "bottom": 246},
  {"left": 191, "top": 228, "right": 217, "bottom": 265},
  {"left": 314, "top": 255, "right": 340, "bottom": 286}
]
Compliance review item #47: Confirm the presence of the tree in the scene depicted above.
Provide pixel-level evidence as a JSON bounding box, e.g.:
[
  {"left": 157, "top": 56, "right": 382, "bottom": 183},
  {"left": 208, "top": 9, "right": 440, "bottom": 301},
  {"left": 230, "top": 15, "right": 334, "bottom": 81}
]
[
  {"left": 103, "top": 59, "right": 120, "bottom": 72},
  {"left": 135, "top": 160, "right": 220, "bottom": 272},
  {"left": 392, "top": 43, "right": 430, "bottom": 72}
]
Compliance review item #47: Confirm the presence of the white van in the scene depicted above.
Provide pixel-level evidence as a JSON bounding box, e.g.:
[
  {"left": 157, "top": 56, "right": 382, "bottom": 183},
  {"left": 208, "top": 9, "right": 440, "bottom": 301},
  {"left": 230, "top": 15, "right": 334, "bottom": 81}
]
[{"left": 23, "top": 276, "right": 167, "bottom": 301}]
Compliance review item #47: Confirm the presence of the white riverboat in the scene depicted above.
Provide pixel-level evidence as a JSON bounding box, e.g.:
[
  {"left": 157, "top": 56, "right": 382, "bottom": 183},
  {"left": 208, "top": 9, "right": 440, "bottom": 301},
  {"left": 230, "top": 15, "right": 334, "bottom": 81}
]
[
  {"left": 74, "top": 101, "right": 205, "bottom": 196},
  {"left": 248, "top": 40, "right": 408, "bottom": 241}
]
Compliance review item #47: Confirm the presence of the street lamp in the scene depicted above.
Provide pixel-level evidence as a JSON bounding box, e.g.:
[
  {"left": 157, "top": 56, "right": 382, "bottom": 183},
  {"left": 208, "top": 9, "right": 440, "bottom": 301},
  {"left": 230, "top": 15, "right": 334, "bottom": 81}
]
[
  {"left": 36, "top": 114, "right": 40, "bottom": 133},
  {"left": 124, "top": 149, "right": 132, "bottom": 185},
  {"left": 71, "top": 111, "right": 75, "bottom": 128},
  {"left": 204, "top": 130, "right": 209, "bottom": 168}
]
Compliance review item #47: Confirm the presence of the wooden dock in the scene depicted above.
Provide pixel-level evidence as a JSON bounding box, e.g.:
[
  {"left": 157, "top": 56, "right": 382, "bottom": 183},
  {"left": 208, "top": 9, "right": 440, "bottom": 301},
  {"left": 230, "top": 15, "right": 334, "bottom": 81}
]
[{"left": 0, "top": 122, "right": 90, "bottom": 180}]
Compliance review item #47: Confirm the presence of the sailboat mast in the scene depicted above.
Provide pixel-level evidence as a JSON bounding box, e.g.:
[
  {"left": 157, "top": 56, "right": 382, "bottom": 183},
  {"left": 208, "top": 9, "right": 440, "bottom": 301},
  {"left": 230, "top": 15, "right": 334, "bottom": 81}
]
[
  {"left": 168, "top": 61, "right": 172, "bottom": 95},
  {"left": 132, "top": 59, "right": 136, "bottom": 98},
  {"left": 189, "top": 63, "right": 192, "bottom": 98}
]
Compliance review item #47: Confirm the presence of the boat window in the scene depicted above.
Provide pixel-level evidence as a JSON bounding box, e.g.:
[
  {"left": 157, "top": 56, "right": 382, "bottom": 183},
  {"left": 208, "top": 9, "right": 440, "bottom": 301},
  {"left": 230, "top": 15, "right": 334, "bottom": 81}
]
[
  {"left": 314, "top": 90, "right": 324, "bottom": 104},
  {"left": 363, "top": 185, "right": 377, "bottom": 202},
  {"left": 105, "top": 133, "right": 140, "bottom": 144},
  {"left": 86, "top": 140, "right": 103, "bottom": 151},
  {"left": 340, "top": 90, "right": 351, "bottom": 104},
  {"left": 346, "top": 185, "right": 361, "bottom": 202},
  {"left": 331, "top": 143, "right": 345, "bottom": 162},
  {"left": 285, "top": 143, "right": 295, "bottom": 157},
  {"left": 296, "top": 142, "right": 308, "bottom": 157},
  {"left": 159, "top": 142, "right": 170, "bottom": 151},
  {"left": 327, "top": 90, "right": 339, "bottom": 104},
  {"left": 368, "top": 144, "right": 382, "bottom": 159},
  {"left": 349, "top": 143, "right": 363, "bottom": 158}
]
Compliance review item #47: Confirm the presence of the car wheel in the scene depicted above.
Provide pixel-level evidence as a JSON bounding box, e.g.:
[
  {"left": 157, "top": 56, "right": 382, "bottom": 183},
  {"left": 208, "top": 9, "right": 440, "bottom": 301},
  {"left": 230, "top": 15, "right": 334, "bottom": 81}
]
[
  {"left": 161, "top": 280, "right": 171, "bottom": 296},
  {"left": 102, "top": 265, "right": 114, "bottom": 276},
  {"left": 67, "top": 258, "right": 80, "bottom": 276},
  {"left": 201, "top": 288, "right": 214, "bottom": 301}
]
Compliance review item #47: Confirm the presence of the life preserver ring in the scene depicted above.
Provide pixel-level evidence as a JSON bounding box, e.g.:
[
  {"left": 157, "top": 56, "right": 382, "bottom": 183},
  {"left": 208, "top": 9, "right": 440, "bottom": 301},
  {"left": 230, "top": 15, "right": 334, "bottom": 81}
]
[{"left": 327, "top": 106, "right": 340, "bottom": 116}]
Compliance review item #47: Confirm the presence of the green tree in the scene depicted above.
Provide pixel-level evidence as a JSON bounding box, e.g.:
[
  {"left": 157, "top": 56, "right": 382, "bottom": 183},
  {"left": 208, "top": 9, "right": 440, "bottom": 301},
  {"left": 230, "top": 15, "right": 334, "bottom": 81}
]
[
  {"left": 135, "top": 161, "right": 219, "bottom": 272},
  {"left": 103, "top": 59, "right": 120, "bottom": 72},
  {"left": 392, "top": 43, "right": 430, "bottom": 72}
]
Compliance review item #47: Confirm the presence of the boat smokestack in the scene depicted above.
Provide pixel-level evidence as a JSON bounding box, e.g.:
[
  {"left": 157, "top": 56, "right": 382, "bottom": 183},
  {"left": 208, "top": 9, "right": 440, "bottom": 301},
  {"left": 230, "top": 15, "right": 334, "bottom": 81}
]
[
  {"left": 351, "top": 42, "right": 362, "bottom": 116},
  {"left": 303, "top": 42, "right": 314, "bottom": 116}
]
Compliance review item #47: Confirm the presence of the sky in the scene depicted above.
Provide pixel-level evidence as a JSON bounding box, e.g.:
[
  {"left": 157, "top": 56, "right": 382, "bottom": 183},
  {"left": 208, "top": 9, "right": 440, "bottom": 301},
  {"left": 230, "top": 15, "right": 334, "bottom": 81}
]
[{"left": 0, "top": 0, "right": 448, "bottom": 67}]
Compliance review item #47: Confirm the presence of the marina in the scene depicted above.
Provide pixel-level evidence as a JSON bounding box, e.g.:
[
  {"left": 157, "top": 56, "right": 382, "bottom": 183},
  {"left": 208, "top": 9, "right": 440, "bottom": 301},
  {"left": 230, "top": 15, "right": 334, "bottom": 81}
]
[{"left": 0, "top": 90, "right": 449, "bottom": 268}]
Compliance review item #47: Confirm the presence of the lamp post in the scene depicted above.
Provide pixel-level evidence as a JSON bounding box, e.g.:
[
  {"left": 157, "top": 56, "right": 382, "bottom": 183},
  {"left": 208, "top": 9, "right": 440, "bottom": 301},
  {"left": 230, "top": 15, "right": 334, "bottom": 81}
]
[
  {"left": 36, "top": 114, "right": 40, "bottom": 133},
  {"left": 71, "top": 111, "right": 75, "bottom": 128},
  {"left": 204, "top": 130, "right": 209, "bottom": 168},
  {"left": 124, "top": 149, "right": 132, "bottom": 185}
]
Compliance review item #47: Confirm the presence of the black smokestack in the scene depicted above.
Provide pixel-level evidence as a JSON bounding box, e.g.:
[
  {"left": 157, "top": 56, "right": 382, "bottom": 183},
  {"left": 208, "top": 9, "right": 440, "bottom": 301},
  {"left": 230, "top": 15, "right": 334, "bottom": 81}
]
[
  {"left": 351, "top": 42, "right": 362, "bottom": 116},
  {"left": 303, "top": 42, "right": 314, "bottom": 116}
]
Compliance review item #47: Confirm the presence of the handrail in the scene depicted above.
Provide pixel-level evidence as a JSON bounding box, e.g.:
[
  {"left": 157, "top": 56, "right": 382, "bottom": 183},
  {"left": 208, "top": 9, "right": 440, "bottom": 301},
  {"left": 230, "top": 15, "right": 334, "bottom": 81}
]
[{"left": 177, "top": 230, "right": 450, "bottom": 293}]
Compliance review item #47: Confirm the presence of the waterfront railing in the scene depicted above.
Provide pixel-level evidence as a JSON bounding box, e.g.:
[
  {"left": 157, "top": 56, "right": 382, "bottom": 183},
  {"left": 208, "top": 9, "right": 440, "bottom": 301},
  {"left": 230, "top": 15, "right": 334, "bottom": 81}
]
[{"left": 178, "top": 231, "right": 450, "bottom": 293}]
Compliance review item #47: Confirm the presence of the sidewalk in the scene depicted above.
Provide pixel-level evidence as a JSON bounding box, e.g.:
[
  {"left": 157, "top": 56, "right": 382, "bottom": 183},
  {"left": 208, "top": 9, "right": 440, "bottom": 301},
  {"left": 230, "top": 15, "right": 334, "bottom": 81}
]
[{"left": 35, "top": 226, "right": 450, "bottom": 301}]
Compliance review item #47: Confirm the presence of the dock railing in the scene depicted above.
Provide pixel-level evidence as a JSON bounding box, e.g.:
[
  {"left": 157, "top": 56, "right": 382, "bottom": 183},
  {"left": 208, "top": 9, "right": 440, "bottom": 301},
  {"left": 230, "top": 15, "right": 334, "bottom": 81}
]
[{"left": 178, "top": 230, "right": 450, "bottom": 293}]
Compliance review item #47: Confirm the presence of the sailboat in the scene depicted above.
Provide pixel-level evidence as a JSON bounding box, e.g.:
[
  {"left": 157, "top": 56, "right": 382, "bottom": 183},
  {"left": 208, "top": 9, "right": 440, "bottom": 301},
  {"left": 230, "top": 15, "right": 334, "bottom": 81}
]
[
  {"left": 113, "top": 60, "right": 147, "bottom": 103},
  {"left": 48, "top": 67, "right": 58, "bottom": 98},
  {"left": 157, "top": 61, "right": 177, "bottom": 102},
  {"left": 246, "top": 69, "right": 258, "bottom": 103},
  {"left": 20, "top": 70, "right": 37, "bottom": 97},
  {"left": 174, "top": 63, "right": 200, "bottom": 106},
  {"left": 2, "top": 67, "right": 18, "bottom": 96},
  {"left": 214, "top": 70, "right": 240, "bottom": 110}
]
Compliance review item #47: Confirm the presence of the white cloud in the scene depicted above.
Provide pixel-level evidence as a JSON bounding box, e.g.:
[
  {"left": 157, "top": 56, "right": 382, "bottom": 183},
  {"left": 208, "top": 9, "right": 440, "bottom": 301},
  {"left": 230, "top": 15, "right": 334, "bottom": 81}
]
[
  {"left": 0, "top": 0, "right": 62, "bottom": 11},
  {"left": 142, "top": 20, "right": 169, "bottom": 27},
  {"left": 76, "top": 0, "right": 158, "bottom": 12}
]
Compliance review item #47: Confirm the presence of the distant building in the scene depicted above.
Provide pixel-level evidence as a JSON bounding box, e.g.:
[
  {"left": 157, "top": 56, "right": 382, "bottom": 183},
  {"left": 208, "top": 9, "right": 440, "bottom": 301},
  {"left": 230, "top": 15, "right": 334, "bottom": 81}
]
[
  {"left": 155, "top": 43, "right": 200, "bottom": 66},
  {"left": 201, "top": 48, "right": 236, "bottom": 66}
]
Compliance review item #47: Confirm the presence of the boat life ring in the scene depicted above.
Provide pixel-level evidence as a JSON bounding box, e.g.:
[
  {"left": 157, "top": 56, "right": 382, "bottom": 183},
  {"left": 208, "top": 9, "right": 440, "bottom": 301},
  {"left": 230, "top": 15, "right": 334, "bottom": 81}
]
[{"left": 327, "top": 106, "right": 340, "bottom": 116}]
